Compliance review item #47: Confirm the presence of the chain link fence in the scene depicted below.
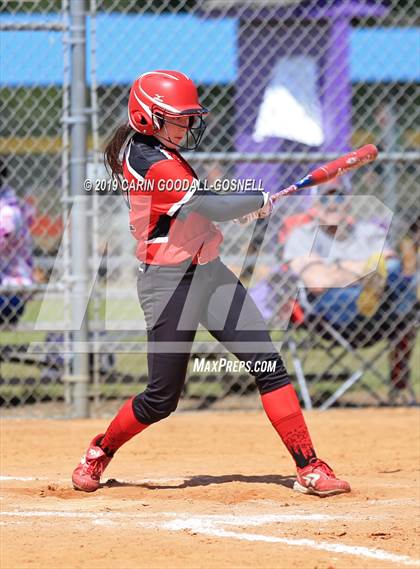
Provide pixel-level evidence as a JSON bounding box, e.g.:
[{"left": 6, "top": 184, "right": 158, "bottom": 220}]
[{"left": 1, "top": 0, "right": 419, "bottom": 417}]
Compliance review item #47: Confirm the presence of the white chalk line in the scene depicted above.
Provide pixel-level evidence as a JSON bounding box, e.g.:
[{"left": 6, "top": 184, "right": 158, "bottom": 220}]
[
  {"left": 1, "top": 509, "right": 419, "bottom": 567},
  {"left": 167, "top": 524, "right": 419, "bottom": 567},
  {"left": 0, "top": 510, "right": 338, "bottom": 522}
]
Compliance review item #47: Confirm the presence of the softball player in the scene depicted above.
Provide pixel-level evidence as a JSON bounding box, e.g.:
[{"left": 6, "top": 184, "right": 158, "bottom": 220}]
[{"left": 72, "top": 70, "right": 350, "bottom": 497}]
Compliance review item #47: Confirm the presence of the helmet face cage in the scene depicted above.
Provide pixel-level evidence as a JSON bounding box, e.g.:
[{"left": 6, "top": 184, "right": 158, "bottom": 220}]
[{"left": 152, "top": 108, "right": 207, "bottom": 151}]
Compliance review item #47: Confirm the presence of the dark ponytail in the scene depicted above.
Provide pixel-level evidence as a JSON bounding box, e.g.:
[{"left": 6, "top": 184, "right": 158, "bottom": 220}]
[{"left": 104, "top": 122, "right": 134, "bottom": 178}]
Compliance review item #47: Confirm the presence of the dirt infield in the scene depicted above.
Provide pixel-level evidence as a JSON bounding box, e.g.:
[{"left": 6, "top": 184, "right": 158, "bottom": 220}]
[{"left": 1, "top": 408, "right": 419, "bottom": 569}]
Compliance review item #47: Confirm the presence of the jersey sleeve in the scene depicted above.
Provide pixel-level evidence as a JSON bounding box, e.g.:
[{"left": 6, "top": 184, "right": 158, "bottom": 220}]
[
  {"left": 144, "top": 159, "right": 198, "bottom": 217},
  {"left": 176, "top": 187, "right": 266, "bottom": 222}
]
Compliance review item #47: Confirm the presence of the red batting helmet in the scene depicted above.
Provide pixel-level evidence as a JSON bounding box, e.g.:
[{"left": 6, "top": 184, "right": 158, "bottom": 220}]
[{"left": 128, "top": 70, "right": 208, "bottom": 149}]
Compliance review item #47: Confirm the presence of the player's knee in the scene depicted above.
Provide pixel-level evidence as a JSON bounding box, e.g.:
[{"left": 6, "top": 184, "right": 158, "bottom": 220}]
[
  {"left": 252, "top": 354, "right": 291, "bottom": 393},
  {"left": 132, "top": 392, "right": 179, "bottom": 424}
]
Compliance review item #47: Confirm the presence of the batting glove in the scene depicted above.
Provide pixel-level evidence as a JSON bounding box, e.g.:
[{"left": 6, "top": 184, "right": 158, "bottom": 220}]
[{"left": 235, "top": 192, "right": 273, "bottom": 225}]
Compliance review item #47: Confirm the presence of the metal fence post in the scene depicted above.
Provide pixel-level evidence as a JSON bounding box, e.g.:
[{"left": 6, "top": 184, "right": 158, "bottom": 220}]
[
  {"left": 0, "top": 0, "right": 418, "bottom": 415},
  {"left": 69, "top": 0, "right": 89, "bottom": 417}
]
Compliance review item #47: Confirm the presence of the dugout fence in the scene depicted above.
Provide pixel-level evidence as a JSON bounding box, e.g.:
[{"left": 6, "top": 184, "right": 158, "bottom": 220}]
[{"left": 0, "top": 0, "right": 419, "bottom": 418}]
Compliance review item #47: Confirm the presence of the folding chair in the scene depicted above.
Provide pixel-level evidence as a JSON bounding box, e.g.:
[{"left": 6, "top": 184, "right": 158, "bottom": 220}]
[{"left": 264, "top": 213, "right": 419, "bottom": 410}]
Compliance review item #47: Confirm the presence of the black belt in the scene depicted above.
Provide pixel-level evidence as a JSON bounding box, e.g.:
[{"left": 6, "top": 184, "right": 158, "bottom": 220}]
[
  {"left": 139, "top": 256, "right": 217, "bottom": 273},
  {"left": 139, "top": 259, "right": 196, "bottom": 273}
]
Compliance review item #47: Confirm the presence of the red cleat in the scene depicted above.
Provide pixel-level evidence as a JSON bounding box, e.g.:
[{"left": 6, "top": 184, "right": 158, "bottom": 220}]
[
  {"left": 294, "top": 458, "right": 351, "bottom": 497},
  {"left": 72, "top": 434, "right": 112, "bottom": 492}
]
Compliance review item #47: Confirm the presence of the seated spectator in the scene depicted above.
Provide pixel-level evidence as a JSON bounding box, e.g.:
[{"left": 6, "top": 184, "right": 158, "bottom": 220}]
[
  {"left": 280, "top": 182, "right": 417, "bottom": 390},
  {"left": 0, "top": 159, "right": 34, "bottom": 326}
]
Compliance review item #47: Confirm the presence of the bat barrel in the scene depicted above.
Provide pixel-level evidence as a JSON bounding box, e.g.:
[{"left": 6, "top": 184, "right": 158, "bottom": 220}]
[{"left": 271, "top": 144, "right": 379, "bottom": 202}]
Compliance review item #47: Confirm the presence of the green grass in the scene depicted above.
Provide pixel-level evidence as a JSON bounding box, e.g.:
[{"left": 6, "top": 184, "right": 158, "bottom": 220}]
[{"left": 1, "top": 298, "right": 419, "bottom": 406}]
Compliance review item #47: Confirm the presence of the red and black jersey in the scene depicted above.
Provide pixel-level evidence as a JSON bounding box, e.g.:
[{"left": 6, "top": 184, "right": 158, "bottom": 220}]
[
  {"left": 123, "top": 134, "right": 223, "bottom": 265},
  {"left": 123, "top": 133, "right": 267, "bottom": 266}
]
